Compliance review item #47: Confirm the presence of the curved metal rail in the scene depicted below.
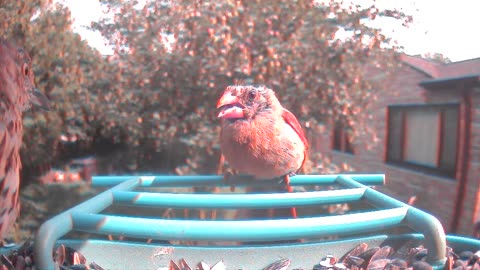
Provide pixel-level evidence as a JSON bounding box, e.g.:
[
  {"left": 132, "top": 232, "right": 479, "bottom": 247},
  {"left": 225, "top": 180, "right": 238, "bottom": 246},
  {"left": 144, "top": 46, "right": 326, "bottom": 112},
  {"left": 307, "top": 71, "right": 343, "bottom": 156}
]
[{"left": 34, "top": 174, "right": 446, "bottom": 270}]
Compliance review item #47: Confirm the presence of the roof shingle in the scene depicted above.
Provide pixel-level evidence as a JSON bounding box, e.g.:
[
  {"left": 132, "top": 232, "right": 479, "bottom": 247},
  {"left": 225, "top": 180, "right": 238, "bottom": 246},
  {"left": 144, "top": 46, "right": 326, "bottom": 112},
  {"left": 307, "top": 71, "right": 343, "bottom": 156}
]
[{"left": 400, "top": 54, "right": 480, "bottom": 80}]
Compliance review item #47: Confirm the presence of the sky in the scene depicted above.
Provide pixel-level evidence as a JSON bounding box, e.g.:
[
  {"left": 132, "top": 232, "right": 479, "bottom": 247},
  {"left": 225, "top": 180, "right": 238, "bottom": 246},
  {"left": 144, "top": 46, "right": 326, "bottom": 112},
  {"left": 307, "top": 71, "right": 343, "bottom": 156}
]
[{"left": 61, "top": 0, "right": 480, "bottom": 62}]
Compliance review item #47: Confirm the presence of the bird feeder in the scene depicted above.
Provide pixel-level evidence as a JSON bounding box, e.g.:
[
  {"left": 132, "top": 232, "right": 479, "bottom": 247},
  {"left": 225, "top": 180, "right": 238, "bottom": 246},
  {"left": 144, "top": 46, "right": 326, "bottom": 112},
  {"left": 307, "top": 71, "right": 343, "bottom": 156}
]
[{"left": 24, "top": 174, "right": 480, "bottom": 269}]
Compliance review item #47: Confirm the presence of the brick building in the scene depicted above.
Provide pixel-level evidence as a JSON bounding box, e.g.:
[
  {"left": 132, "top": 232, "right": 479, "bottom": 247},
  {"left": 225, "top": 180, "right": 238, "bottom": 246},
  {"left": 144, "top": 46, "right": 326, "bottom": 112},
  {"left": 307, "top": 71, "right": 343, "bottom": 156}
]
[{"left": 322, "top": 54, "right": 480, "bottom": 236}]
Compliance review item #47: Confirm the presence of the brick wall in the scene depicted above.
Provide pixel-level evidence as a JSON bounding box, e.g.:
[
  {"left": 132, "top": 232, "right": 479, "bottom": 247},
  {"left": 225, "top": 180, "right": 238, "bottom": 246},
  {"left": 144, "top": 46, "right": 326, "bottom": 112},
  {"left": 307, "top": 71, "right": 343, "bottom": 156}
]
[
  {"left": 465, "top": 89, "right": 480, "bottom": 234},
  {"left": 321, "top": 63, "right": 479, "bottom": 236}
]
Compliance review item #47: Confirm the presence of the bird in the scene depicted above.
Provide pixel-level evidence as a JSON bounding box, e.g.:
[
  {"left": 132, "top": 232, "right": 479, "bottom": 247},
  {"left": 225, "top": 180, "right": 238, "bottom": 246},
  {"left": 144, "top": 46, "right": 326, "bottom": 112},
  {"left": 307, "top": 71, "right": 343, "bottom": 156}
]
[
  {"left": 217, "top": 85, "right": 308, "bottom": 219},
  {"left": 0, "top": 37, "right": 50, "bottom": 241}
]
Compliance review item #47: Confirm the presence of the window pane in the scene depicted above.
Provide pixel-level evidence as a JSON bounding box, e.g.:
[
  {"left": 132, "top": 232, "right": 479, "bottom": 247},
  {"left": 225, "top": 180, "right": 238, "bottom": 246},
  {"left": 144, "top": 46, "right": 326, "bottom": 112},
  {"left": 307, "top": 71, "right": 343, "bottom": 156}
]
[
  {"left": 345, "top": 134, "right": 354, "bottom": 154},
  {"left": 333, "top": 125, "right": 341, "bottom": 151},
  {"left": 440, "top": 106, "right": 458, "bottom": 173},
  {"left": 387, "top": 108, "right": 403, "bottom": 161},
  {"left": 404, "top": 109, "right": 439, "bottom": 167},
  {"left": 333, "top": 124, "right": 354, "bottom": 153}
]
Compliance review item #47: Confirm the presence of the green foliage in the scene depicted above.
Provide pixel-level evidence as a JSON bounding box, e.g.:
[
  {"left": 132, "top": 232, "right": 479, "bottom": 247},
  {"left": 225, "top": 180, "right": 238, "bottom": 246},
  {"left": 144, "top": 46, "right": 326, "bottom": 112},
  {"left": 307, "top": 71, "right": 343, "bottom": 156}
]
[
  {"left": 1, "top": 1, "right": 106, "bottom": 172},
  {"left": 2, "top": 0, "right": 409, "bottom": 177},
  {"left": 91, "top": 0, "right": 405, "bottom": 173},
  {"left": 423, "top": 52, "right": 452, "bottom": 64}
]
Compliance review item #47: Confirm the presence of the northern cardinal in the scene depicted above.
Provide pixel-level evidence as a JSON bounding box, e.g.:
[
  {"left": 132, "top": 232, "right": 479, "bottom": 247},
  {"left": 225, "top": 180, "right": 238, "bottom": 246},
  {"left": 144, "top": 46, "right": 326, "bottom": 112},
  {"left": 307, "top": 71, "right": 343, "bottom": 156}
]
[
  {"left": 217, "top": 85, "right": 308, "bottom": 219},
  {"left": 0, "top": 38, "right": 50, "bottom": 240}
]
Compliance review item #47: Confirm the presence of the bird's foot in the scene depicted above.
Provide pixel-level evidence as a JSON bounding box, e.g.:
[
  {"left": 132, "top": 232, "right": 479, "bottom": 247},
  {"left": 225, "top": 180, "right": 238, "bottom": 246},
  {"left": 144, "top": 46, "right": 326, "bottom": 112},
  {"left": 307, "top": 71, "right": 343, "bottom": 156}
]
[
  {"left": 283, "top": 174, "right": 298, "bottom": 219},
  {"left": 222, "top": 171, "right": 236, "bottom": 192},
  {"left": 277, "top": 172, "right": 296, "bottom": 185},
  {"left": 223, "top": 172, "right": 256, "bottom": 192}
]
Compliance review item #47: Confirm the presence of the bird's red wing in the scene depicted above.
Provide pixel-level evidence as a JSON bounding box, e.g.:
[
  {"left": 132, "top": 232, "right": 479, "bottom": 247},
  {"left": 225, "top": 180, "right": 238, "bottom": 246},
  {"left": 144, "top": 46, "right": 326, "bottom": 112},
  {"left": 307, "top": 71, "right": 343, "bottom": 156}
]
[
  {"left": 282, "top": 108, "right": 308, "bottom": 172},
  {"left": 281, "top": 108, "right": 308, "bottom": 149}
]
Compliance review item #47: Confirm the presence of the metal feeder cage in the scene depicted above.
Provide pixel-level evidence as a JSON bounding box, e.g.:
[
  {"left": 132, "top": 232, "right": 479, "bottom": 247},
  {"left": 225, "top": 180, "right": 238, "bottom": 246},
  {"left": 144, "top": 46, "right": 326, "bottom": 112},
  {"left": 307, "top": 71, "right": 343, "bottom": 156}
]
[{"left": 16, "top": 174, "right": 480, "bottom": 269}]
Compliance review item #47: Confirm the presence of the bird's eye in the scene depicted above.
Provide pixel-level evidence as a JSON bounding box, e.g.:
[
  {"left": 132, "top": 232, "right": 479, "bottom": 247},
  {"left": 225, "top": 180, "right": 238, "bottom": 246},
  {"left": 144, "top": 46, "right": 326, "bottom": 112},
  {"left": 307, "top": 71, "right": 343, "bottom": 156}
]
[
  {"left": 23, "top": 64, "right": 29, "bottom": 77},
  {"left": 247, "top": 89, "right": 256, "bottom": 101}
]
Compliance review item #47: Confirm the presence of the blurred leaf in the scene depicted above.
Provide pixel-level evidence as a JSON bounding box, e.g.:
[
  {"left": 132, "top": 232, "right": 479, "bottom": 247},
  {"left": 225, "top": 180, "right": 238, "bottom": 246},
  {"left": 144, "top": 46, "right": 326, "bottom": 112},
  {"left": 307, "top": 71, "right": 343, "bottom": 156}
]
[{"left": 2, "top": 0, "right": 409, "bottom": 179}]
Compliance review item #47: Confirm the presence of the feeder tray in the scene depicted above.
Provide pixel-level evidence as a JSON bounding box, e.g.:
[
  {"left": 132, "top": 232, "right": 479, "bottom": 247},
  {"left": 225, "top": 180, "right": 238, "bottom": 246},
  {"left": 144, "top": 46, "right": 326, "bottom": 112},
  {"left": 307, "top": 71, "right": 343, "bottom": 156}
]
[{"left": 24, "top": 174, "right": 480, "bottom": 269}]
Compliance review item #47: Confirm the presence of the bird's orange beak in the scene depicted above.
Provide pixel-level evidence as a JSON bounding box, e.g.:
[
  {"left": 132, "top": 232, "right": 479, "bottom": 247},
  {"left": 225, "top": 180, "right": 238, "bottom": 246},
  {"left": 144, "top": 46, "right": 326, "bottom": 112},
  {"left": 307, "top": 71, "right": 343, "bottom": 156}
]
[{"left": 216, "top": 92, "right": 245, "bottom": 119}]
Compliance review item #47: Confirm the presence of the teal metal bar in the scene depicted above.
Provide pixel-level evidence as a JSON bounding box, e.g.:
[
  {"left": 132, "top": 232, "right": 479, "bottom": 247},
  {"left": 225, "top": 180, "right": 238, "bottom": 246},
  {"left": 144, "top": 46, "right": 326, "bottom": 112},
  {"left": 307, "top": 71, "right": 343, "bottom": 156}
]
[
  {"left": 92, "top": 174, "right": 385, "bottom": 187},
  {"left": 34, "top": 174, "right": 450, "bottom": 270},
  {"left": 336, "top": 175, "right": 446, "bottom": 267},
  {"left": 112, "top": 188, "right": 367, "bottom": 209},
  {"left": 71, "top": 207, "right": 408, "bottom": 241},
  {"left": 34, "top": 178, "right": 140, "bottom": 270}
]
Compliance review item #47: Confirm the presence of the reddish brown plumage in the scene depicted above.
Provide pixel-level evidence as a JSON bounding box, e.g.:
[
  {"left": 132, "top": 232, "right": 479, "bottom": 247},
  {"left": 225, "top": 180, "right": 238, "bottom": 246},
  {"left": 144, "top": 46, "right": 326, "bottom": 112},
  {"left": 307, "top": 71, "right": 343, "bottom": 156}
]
[
  {"left": 217, "top": 85, "right": 307, "bottom": 179},
  {"left": 217, "top": 85, "right": 307, "bottom": 219},
  {"left": 281, "top": 108, "right": 308, "bottom": 171},
  {"left": 0, "top": 38, "right": 49, "bottom": 240}
]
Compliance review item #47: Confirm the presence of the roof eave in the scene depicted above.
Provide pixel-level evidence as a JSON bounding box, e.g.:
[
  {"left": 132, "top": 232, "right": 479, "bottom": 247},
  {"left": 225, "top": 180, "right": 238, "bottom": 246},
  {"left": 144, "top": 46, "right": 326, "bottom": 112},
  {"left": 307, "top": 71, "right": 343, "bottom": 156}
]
[{"left": 419, "top": 75, "right": 480, "bottom": 90}]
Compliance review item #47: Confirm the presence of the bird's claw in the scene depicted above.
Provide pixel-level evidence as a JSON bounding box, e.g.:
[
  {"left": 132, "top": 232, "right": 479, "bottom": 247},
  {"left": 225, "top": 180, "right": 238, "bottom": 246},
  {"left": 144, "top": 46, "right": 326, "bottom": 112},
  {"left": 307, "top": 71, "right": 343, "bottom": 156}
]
[
  {"left": 277, "top": 172, "right": 295, "bottom": 185},
  {"left": 223, "top": 173, "right": 255, "bottom": 184},
  {"left": 222, "top": 171, "right": 234, "bottom": 181},
  {"left": 222, "top": 171, "right": 236, "bottom": 192}
]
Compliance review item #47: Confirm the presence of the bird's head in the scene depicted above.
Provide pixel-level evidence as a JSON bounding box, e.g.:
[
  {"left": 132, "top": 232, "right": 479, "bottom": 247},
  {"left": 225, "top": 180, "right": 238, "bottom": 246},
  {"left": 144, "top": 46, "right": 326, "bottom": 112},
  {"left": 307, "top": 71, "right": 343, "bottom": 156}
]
[
  {"left": 216, "top": 85, "right": 279, "bottom": 120},
  {"left": 0, "top": 38, "right": 50, "bottom": 113}
]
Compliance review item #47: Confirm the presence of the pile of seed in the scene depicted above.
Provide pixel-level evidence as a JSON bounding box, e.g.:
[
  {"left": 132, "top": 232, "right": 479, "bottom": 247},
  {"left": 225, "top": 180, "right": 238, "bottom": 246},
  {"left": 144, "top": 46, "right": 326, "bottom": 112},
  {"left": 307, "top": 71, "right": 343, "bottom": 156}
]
[
  {"left": 0, "top": 242, "right": 104, "bottom": 270},
  {"left": 159, "top": 243, "right": 480, "bottom": 270},
  {"left": 1, "top": 241, "right": 480, "bottom": 270},
  {"left": 260, "top": 242, "right": 480, "bottom": 270},
  {"left": 0, "top": 242, "right": 35, "bottom": 270}
]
